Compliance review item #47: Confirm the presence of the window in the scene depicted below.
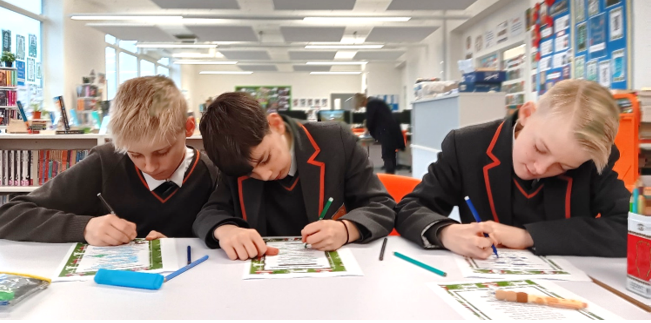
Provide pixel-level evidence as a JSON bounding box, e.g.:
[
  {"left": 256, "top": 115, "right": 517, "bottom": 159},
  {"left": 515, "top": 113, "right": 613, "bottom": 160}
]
[
  {"left": 119, "top": 40, "right": 138, "bottom": 53},
  {"left": 3, "top": 0, "right": 41, "bottom": 14},
  {"left": 119, "top": 52, "right": 138, "bottom": 84},
  {"left": 140, "top": 60, "right": 155, "bottom": 77},
  {"left": 157, "top": 66, "right": 170, "bottom": 77},
  {"left": 157, "top": 57, "right": 170, "bottom": 65},
  {"left": 105, "top": 34, "right": 116, "bottom": 45},
  {"left": 105, "top": 47, "right": 117, "bottom": 100}
]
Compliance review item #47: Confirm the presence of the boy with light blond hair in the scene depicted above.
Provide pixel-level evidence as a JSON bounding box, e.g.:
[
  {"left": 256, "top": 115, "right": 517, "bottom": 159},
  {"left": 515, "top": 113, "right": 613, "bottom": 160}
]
[
  {"left": 0, "top": 76, "right": 252, "bottom": 250},
  {"left": 396, "top": 79, "right": 629, "bottom": 258}
]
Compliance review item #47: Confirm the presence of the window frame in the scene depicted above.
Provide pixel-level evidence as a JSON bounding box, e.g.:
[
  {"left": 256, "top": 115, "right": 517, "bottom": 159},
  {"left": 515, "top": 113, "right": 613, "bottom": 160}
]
[{"left": 104, "top": 34, "right": 171, "bottom": 88}]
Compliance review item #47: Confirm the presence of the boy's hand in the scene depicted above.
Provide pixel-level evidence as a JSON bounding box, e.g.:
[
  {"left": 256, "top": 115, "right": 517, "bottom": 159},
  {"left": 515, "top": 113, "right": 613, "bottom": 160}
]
[
  {"left": 301, "top": 220, "right": 359, "bottom": 251},
  {"left": 479, "top": 221, "right": 534, "bottom": 250},
  {"left": 145, "top": 230, "right": 167, "bottom": 241},
  {"left": 439, "top": 223, "right": 495, "bottom": 259},
  {"left": 84, "top": 214, "right": 137, "bottom": 246},
  {"left": 214, "top": 225, "right": 279, "bottom": 260}
]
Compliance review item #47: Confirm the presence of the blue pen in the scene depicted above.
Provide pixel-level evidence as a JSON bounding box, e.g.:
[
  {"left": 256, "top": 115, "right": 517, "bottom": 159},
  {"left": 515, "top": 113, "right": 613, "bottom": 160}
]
[
  {"left": 464, "top": 196, "right": 499, "bottom": 258},
  {"left": 187, "top": 246, "right": 191, "bottom": 265},
  {"left": 165, "top": 255, "right": 209, "bottom": 282}
]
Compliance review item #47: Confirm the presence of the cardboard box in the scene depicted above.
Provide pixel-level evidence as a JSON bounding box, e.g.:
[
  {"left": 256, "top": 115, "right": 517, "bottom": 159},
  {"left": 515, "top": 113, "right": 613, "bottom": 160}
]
[
  {"left": 462, "top": 71, "right": 506, "bottom": 83},
  {"left": 458, "top": 82, "right": 502, "bottom": 93},
  {"left": 627, "top": 212, "right": 651, "bottom": 298}
]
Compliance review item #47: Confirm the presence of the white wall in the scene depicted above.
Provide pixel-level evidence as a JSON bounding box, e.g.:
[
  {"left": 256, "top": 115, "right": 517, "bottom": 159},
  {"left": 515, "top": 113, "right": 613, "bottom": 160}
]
[
  {"left": 632, "top": 0, "right": 651, "bottom": 88},
  {"left": 188, "top": 67, "right": 362, "bottom": 113},
  {"left": 364, "top": 62, "right": 402, "bottom": 104}
]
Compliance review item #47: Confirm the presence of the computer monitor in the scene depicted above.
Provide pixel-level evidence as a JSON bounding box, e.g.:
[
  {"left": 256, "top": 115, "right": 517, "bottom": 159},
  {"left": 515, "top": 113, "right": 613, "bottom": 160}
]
[
  {"left": 351, "top": 112, "right": 366, "bottom": 124},
  {"left": 400, "top": 109, "right": 411, "bottom": 125},
  {"left": 319, "top": 110, "right": 345, "bottom": 123}
]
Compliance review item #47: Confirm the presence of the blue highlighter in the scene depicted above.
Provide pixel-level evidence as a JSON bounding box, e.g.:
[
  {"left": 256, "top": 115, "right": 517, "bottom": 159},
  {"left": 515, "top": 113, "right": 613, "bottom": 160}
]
[{"left": 94, "top": 255, "right": 208, "bottom": 290}]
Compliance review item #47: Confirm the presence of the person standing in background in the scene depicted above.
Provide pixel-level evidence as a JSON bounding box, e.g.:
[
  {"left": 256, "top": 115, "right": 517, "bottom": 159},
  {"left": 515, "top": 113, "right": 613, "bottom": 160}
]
[{"left": 354, "top": 93, "right": 405, "bottom": 174}]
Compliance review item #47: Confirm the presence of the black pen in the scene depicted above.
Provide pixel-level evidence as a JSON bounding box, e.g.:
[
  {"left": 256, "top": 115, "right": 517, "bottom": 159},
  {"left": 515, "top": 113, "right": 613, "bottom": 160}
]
[
  {"left": 379, "top": 237, "right": 388, "bottom": 261},
  {"left": 97, "top": 193, "right": 116, "bottom": 214}
]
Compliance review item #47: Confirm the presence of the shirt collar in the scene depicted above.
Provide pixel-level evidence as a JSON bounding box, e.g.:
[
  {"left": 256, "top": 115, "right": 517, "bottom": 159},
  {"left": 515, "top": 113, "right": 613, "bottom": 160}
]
[{"left": 143, "top": 147, "right": 194, "bottom": 191}]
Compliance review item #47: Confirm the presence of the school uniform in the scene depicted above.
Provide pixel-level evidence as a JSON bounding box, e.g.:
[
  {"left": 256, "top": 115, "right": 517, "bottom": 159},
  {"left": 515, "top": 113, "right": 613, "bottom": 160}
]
[
  {"left": 193, "top": 116, "right": 396, "bottom": 248},
  {"left": 365, "top": 97, "right": 405, "bottom": 174},
  {"left": 395, "top": 111, "right": 629, "bottom": 257},
  {"left": 0, "top": 144, "right": 220, "bottom": 242}
]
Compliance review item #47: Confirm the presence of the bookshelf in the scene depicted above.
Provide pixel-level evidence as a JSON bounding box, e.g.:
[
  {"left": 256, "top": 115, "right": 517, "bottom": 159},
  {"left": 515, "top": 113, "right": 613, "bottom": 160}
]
[
  {"left": 502, "top": 53, "right": 525, "bottom": 115},
  {"left": 0, "top": 67, "right": 19, "bottom": 134}
]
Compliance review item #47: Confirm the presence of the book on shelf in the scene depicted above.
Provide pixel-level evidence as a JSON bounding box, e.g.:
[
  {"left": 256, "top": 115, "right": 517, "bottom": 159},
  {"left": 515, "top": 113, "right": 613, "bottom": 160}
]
[
  {"left": 0, "top": 149, "right": 90, "bottom": 186},
  {"left": 0, "top": 69, "right": 17, "bottom": 87},
  {"left": 0, "top": 89, "right": 17, "bottom": 107}
]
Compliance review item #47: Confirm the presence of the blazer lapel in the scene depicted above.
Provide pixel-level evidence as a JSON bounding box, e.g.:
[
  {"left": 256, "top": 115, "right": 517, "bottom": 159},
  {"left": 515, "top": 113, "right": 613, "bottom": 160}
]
[
  {"left": 482, "top": 118, "right": 514, "bottom": 225},
  {"left": 237, "top": 176, "right": 267, "bottom": 234},
  {"left": 293, "top": 122, "right": 326, "bottom": 222}
]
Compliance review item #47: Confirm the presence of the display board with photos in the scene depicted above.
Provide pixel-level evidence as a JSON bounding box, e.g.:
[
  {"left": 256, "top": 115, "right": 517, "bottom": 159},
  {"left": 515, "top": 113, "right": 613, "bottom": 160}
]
[
  {"left": 534, "top": 0, "right": 572, "bottom": 96},
  {"left": 235, "top": 86, "right": 292, "bottom": 112},
  {"left": 573, "top": 0, "right": 629, "bottom": 89}
]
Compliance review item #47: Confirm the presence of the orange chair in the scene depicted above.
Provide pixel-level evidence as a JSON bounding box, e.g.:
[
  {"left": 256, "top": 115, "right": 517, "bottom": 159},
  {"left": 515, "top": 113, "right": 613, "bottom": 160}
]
[{"left": 377, "top": 173, "right": 422, "bottom": 236}]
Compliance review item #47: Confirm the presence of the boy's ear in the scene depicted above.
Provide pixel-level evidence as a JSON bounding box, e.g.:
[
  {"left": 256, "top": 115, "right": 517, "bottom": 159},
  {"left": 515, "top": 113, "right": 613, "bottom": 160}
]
[
  {"left": 518, "top": 101, "right": 537, "bottom": 127},
  {"left": 267, "top": 113, "right": 286, "bottom": 134},
  {"left": 185, "top": 116, "right": 196, "bottom": 137}
]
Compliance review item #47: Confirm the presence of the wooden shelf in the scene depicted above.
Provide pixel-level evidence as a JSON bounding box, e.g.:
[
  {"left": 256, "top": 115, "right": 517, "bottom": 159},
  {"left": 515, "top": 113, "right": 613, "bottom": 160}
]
[
  {"left": 0, "top": 67, "right": 17, "bottom": 70},
  {"left": 0, "top": 86, "right": 17, "bottom": 90},
  {"left": 0, "top": 186, "right": 39, "bottom": 193}
]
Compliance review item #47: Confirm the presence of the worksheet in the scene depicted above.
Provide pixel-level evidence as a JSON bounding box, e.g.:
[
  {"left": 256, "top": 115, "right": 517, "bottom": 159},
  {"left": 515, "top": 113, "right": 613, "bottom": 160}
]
[
  {"left": 454, "top": 249, "right": 590, "bottom": 281},
  {"left": 428, "top": 280, "right": 621, "bottom": 320},
  {"left": 53, "top": 239, "right": 180, "bottom": 282},
  {"left": 242, "top": 237, "right": 363, "bottom": 279}
]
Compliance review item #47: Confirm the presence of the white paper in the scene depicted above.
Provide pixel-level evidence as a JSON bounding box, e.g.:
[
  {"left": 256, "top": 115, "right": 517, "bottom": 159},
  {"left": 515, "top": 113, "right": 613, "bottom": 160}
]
[
  {"left": 496, "top": 21, "right": 508, "bottom": 44},
  {"left": 555, "top": 34, "right": 569, "bottom": 52},
  {"left": 53, "top": 238, "right": 180, "bottom": 282},
  {"left": 554, "top": 15, "right": 570, "bottom": 33},
  {"left": 242, "top": 237, "right": 363, "bottom": 280},
  {"left": 599, "top": 61, "right": 611, "bottom": 88},
  {"left": 539, "top": 57, "right": 552, "bottom": 72},
  {"left": 454, "top": 249, "right": 590, "bottom": 281},
  {"left": 510, "top": 15, "right": 524, "bottom": 37},
  {"left": 428, "top": 279, "right": 622, "bottom": 320},
  {"left": 541, "top": 40, "right": 553, "bottom": 56},
  {"left": 609, "top": 7, "right": 623, "bottom": 41},
  {"left": 553, "top": 51, "right": 570, "bottom": 68}
]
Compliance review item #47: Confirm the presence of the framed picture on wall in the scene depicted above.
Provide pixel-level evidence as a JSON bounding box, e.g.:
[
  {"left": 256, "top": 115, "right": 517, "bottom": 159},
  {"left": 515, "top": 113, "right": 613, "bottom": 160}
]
[
  {"left": 16, "top": 35, "right": 25, "bottom": 60},
  {"left": 609, "top": 7, "right": 623, "bottom": 41},
  {"left": 321, "top": 98, "right": 328, "bottom": 107},
  {"left": 300, "top": 99, "right": 306, "bottom": 107}
]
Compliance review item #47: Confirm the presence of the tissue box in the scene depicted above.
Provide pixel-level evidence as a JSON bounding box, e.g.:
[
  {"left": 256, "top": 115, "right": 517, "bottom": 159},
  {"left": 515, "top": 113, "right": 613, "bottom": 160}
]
[
  {"left": 458, "top": 82, "right": 502, "bottom": 93},
  {"left": 627, "top": 212, "right": 651, "bottom": 298},
  {"left": 462, "top": 71, "right": 506, "bottom": 83}
]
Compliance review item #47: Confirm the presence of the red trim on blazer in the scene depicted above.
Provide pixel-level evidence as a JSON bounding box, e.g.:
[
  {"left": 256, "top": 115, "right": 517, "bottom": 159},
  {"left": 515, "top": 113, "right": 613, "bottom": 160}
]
[
  {"left": 135, "top": 148, "right": 201, "bottom": 203},
  {"left": 482, "top": 121, "right": 505, "bottom": 223},
  {"left": 280, "top": 176, "right": 300, "bottom": 191},
  {"left": 298, "top": 123, "right": 325, "bottom": 215},
  {"left": 513, "top": 179, "right": 544, "bottom": 199},
  {"left": 559, "top": 175, "right": 573, "bottom": 219},
  {"left": 237, "top": 176, "right": 249, "bottom": 221}
]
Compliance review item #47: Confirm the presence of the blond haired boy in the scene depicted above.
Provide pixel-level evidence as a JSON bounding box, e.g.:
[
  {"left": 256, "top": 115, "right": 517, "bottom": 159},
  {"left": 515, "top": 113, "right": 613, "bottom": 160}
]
[
  {"left": 396, "top": 79, "right": 629, "bottom": 257},
  {"left": 0, "top": 76, "right": 225, "bottom": 246}
]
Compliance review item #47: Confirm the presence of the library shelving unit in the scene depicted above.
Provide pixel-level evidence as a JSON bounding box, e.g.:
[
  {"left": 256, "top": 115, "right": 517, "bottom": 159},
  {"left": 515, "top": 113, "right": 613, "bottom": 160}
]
[
  {"left": 0, "top": 66, "right": 19, "bottom": 134},
  {"left": 503, "top": 52, "right": 526, "bottom": 116}
]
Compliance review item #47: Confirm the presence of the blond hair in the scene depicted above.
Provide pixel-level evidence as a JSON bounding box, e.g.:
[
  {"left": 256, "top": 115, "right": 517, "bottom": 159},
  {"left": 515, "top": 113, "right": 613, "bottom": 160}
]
[
  {"left": 109, "top": 76, "right": 187, "bottom": 152},
  {"left": 353, "top": 93, "right": 367, "bottom": 109},
  {"left": 537, "top": 79, "right": 619, "bottom": 173}
]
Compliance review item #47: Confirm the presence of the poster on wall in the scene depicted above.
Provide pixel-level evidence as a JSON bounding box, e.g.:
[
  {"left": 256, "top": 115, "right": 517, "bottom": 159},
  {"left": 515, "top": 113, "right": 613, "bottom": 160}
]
[
  {"left": 550, "top": 0, "right": 569, "bottom": 16},
  {"left": 496, "top": 21, "right": 508, "bottom": 44},
  {"left": 15, "top": 60, "right": 25, "bottom": 86},
  {"left": 465, "top": 35, "right": 473, "bottom": 59},
  {"left": 2, "top": 30, "right": 10, "bottom": 53},
  {"left": 575, "top": 0, "right": 629, "bottom": 89},
  {"left": 575, "top": 55, "right": 586, "bottom": 79},
  {"left": 292, "top": 98, "right": 298, "bottom": 107},
  {"left": 28, "top": 34, "right": 37, "bottom": 58},
  {"left": 321, "top": 98, "right": 328, "bottom": 107},
  {"left": 510, "top": 15, "right": 524, "bottom": 37},
  {"left": 475, "top": 35, "right": 483, "bottom": 52},
  {"left": 555, "top": 34, "right": 569, "bottom": 52},
  {"left": 555, "top": 15, "right": 570, "bottom": 32},
  {"left": 534, "top": 1, "right": 573, "bottom": 95},
  {"left": 16, "top": 35, "right": 25, "bottom": 60},
  {"left": 575, "top": 0, "right": 586, "bottom": 21},
  {"left": 36, "top": 63, "right": 41, "bottom": 79},
  {"left": 27, "top": 58, "right": 34, "bottom": 82},
  {"left": 478, "top": 53, "right": 499, "bottom": 69},
  {"left": 300, "top": 98, "right": 306, "bottom": 107},
  {"left": 484, "top": 30, "right": 495, "bottom": 48},
  {"left": 234, "top": 85, "right": 292, "bottom": 111}
]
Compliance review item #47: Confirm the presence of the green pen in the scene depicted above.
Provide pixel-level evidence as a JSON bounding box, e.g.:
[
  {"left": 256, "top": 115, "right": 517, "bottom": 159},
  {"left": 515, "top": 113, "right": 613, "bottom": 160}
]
[{"left": 305, "top": 197, "right": 334, "bottom": 248}]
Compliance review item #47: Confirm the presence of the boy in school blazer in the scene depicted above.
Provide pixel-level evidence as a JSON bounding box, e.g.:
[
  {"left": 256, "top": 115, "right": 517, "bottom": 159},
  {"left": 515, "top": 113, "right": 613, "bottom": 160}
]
[
  {"left": 194, "top": 92, "right": 396, "bottom": 260},
  {"left": 396, "top": 79, "right": 629, "bottom": 258},
  {"left": 0, "top": 76, "right": 222, "bottom": 246}
]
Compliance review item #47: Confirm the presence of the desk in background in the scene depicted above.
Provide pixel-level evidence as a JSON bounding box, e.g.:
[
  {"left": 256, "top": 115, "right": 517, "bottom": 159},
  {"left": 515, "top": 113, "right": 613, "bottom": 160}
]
[{"left": 0, "top": 237, "right": 648, "bottom": 320}]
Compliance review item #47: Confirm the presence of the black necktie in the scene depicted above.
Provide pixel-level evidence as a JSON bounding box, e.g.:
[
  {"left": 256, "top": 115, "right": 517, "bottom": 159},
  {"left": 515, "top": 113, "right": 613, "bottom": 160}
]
[{"left": 153, "top": 181, "right": 178, "bottom": 198}]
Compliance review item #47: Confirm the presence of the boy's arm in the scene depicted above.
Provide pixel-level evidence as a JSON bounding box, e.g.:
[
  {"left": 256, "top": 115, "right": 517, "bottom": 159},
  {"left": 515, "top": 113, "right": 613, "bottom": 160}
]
[
  {"left": 524, "top": 147, "right": 629, "bottom": 257},
  {"left": 0, "top": 151, "right": 104, "bottom": 242},
  {"left": 193, "top": 173, "right": 250, "bottom": 249},
  {"left": 337, "top": 125, "right": 396, "bottom": 243},
  {"left": 395, "top": 131, "right": 461, "bottom": 248}
]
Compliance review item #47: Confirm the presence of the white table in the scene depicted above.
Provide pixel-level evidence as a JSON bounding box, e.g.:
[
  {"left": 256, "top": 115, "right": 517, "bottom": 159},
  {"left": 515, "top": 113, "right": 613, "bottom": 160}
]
[
  {"left": 565, "top": 256, "right": 651, "bottom": 312},
  {"left": 1, "top": 237, "right": 649, "bottom": 319}
]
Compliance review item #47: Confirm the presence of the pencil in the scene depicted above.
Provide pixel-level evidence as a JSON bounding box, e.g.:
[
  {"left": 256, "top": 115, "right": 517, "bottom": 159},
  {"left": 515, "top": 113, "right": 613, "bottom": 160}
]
[
  {"left": 97, "top": 193, "right": 116, "bottom": 214},
  {"left": 464, "top": 196, "right": 499, "bottom": 258},
  {"left": 379, "top": 237, "right": 388, "bottom": 261},
  {"left": 495, "top": 289, "right": 588, "bottom": 309},
  {"left": 165, "top": 255, "right": 209, "bottom": 282},
  {"left": 187, "top": 246, "right": 191, "bottom": 265},
  {"left": 394, "top": 252, "right": 447, "bottom": 277},
  {"left": 305, "top": 197, "right": 335, "bottom": 248}
]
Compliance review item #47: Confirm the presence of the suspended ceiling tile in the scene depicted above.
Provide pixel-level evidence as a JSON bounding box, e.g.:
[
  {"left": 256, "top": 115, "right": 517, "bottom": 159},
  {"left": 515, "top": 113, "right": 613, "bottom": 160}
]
[
  {"left": 151, "top": 0, "right": 240, "bottom": 9},
  {"left": 386, "top": 0, "right": 478, "bottom": 10},
  {"left": 273, "top": 0, "right": 356, "bottom": 10},
  {"left": 220, "top": 50, "right": 271, "bottom": 60},
  {"left": 364, "top": 26, "right": 439, "bottom": 42},
  {"left": 288, "top": 51, "right": 337, "bottom": 60},
  {"left": 353, "top": 51, "right": 406, "bottom": 60},
  {"left": 186, "top": 26, "right": 258, "bottom": 41},
  {"left": 292, "top": 65, "right": 332, "bottom": 72},
  {"left": 89, "top": 25, "right": 176, "bottom": 42},
  {"left": 238, "top": 64, "right": 278, "bottom": 71},
  {"left": 280, "top": 27, "right": 345, "bottom": 42}
]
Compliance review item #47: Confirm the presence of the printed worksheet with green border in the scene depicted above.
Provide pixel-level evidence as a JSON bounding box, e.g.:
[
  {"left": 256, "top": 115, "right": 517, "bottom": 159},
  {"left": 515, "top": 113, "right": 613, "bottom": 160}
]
[
  {"left": 428, "top": 280, "right": 621, "bottom": 320},
  {"left": 53, "top": 238, "right": 180, "bottom": 282},
  {"left": 242, "top": 237, "right": 363, "bottom": 280}
]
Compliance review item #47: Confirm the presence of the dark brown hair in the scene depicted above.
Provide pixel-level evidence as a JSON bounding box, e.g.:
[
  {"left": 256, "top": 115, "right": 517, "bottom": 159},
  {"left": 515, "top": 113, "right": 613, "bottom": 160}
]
[{"left": 200, "top": 92, "right": 269, "bottom": 177}]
